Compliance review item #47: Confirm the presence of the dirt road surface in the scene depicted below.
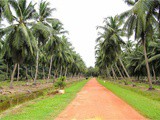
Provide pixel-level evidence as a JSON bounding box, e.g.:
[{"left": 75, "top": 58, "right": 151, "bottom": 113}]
[{"left": 55, "top": 78, "right": 146, "bottom": 120}]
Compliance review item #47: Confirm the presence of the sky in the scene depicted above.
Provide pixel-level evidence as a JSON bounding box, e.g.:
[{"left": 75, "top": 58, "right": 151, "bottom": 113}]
[{"left": 34, "top": 0, "right": 130, "bottom": 67}]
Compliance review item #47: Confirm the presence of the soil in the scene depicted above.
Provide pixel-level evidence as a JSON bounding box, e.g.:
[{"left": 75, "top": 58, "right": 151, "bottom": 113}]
[
  {"left": 55, "top": 78, "right": 146, "bottom": 120},
  {"left": 0, "top": 82, "right": 53, "bottom": 96},
  {"left": 0, "top": 77, "right": 80, "bottom": 96}
]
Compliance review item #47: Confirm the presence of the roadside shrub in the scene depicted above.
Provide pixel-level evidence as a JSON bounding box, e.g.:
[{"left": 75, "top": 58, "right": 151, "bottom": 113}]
[{"left": 54, "top": 76, "right": 66, "bottom": 89}]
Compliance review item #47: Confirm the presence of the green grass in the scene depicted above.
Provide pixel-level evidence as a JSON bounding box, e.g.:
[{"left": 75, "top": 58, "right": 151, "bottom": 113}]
[
  {"left": 99, "top": 79, "right": 160, "bottom": 120},
  {"left": 111, "top": 80, "right": 160, "bottom": 101},
  {"left": 115, "top": 78, "right": 160, "bottom": 89},
  {"left": 136, "top": 82, "right": 160, "bottom": 89},
  {"left": 0, "top": 80, "right": 87, "bottom": 120}
]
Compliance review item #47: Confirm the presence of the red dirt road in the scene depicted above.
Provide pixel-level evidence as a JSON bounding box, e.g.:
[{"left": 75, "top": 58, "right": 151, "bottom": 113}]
[{"left": 55, "top": 78, "right": 146, "bottom": 120}]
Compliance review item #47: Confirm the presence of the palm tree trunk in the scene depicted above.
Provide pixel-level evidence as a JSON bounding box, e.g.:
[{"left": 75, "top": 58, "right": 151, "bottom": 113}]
[
  {"left": 54, "top": 71, "right": 56, "bottom": 79},
  {"left": 71, "top": 73, "right": 73, "bottom": 78},
  {"left": 115, "top": 63, "right": 123, "bottom": 79},
  {"left": 56, "top": 69, "right": 58, "bottom": 78},
  {"left": 60, "top": 66, "right": 62, "bottom": 77},
  {"left": 106, "top": 65, "right": 111, "bottom": 78},
  {"left": 143, "top": 39, "right": 153, "bottom": 89},
  {"left": 10, "top": 63, "right": 17, "bottom": 88},
  {"left": 47, "top": 56, "right": 53, "bottom": 80},
  {"left": 25, "top": 66, "right": 30, "bottom": 85},
  {"left": 119, "top": 58, "right": 130, "bottom": 79},
  {"left": 43, "top": 67, "right": 45, "bottom": 80},
  {"left": 122, "top": 70, "right": 126, "bottom": 78},
  {"left": 65, "top": 67, "right": 68, "bottom": 77},
  {"left": 34, "top": 51, "right": 39, "bottom": 85},
  {"left": 26, "top": 66, "right": 28, "bottom": 80},
  {"left": 6, "top": 63, "right": 9, "bottom": 79},
  {"left": 16, "top": 64, "right": 20, "bottom": 81},
  {"left": 111, "top": 66, "right": 118, "bottom": 80},
  {"left": 152, "top": 65, "right": 156, "bottom": 81},
  {"left": 31, "top": 67, "right": 34, "bottom": 80}
]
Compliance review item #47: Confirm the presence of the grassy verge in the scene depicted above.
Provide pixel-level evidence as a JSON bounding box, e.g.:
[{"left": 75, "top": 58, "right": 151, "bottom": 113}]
[
  {"left": 109, "top": 80, "right": 160, "bottom": 101},
  {"left": 98, "top": 79, "right": 160, "bottom": 120},
  {"left": 0, "top": 80, "right": 88, "bottom": 120},
  {"left": 119, "top": 79, "right": 160, "bottom": 90}
]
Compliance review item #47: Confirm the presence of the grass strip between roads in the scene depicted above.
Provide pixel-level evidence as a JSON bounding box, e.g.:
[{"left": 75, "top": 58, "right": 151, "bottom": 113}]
[
  {"left": 1, "top": 80, "right": 88, "bottom": 120},
  {"left": 98, "top": 79, "right": 160, "bottom": 120}
]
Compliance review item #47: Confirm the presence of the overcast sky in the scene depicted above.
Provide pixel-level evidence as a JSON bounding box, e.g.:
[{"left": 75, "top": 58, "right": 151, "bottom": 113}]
[{"left": 34, "top": 0, "right": 130, "bottom": 67}]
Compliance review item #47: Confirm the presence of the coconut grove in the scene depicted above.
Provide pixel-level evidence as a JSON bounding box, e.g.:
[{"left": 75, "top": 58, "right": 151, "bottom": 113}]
[{"left": 0, "top": 0, "right": 160, "bottom": 120}]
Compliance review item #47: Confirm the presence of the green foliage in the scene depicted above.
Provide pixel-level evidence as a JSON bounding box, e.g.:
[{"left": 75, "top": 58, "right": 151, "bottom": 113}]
[
  {"left": 0, "top": 0, "right": 14, "bottom": 22},
  {"left": 0, "top": 0, "right": 86, "bottom": 85},
  {"left": 0, "top": 58, "right": 6, "bottom": 81},
  {"left": 54, "top": 76, "right": 66, "bottom": 89},
  {"left": 85, "top": 67, "right": 99, "bottom": 77},
  {"left": 95, "top": 0, "right": 160, "bottom": 88},
  {"left": 96, "top": 16, "right": 124, "bottom": 68}
]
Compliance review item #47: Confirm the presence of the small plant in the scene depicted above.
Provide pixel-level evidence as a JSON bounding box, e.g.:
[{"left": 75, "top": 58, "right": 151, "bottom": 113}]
[
  {"left": 54, "top": 76, "right": 66, "bottom": 89},
  {"left": 132, "top": 83, "right": 136, "bottom": 87},
  {"left": 123, "top": 80, "right": 128, "bottom": 85}
]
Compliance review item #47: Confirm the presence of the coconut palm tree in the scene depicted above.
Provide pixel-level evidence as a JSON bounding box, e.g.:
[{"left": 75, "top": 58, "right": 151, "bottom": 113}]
[
  {"left": 96, "top": 16, "right": 130, "bottom": 79},
  {"left": 70, "top": 52, "right": 86, "bottom": 77},
  {"left": 0, "top": 0, "right": 87, "bottom": 85},
  {"left": 45, "top": 19, "right": 67, "bottom": 81},
  {"left": 121, "top": 0, "right": 159, "bottom": 89},
  {"left": 45, "top": 35, "right": 61, "bottom": 80},
  {"left": 32, "top": 1, "right": 56, "bottom": 84},
  {"left": 0, "top": 0, "right": 37, "bottom": 88},
  {"left": 95, "top": 39, "right": 118, "bottom": 78}
]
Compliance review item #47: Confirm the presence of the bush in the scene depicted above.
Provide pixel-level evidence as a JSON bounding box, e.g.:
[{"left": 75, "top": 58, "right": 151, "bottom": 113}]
[{"left": 54, "top": 76, "right": 66, "bottom": 89}]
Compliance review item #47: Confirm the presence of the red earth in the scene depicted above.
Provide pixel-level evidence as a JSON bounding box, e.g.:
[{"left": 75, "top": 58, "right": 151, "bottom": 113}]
[{"left": 55, "top": 78, "right": 146, "bottom": 120}]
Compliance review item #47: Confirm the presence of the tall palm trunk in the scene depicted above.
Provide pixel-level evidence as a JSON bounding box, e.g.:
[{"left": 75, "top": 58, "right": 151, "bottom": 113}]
[
  {"left": 34, "top": 51, "right": 39, "bottom": 85},
  {"left": 25, "top": 66, "right": 29, "bottom": 85},
  {"left": 111, "top": 66, "right": 118, "bottom": 80},
  {"left": 55, "top": 69, "right": 58, "bottom": 78},
  {"left": 115, "top": 63, "right": 123, "bottom": 78},
  {"left": 121, "top": 70, "right": 126, "bottom": 78},
  {"left": 43, "top": 67, "right": 45, "bottom": 80},
  {"left": 64, "top": 67, "right": 68, "bottom": 77},
  {"left": 17, "top": 64, "right": 20, "bottom": 81},
  {"left": 60, "top": 66, "right": 62, "bottom": 77},
  {"left": 31, "top": 67, "right": 33, "bottom": 80},
  {"left": 152, "top": 65, "right": 156, "bottom": 81},
  {"left": 106, "top": 65, "right": 111, "bottom": 78},
  {"left": 10, "top": 63, "right": 17, "bottom": 88},
  {"left": 6, "top": 63, "right": 9, "bottom": 79},
  {"left": 47, "top": 56, "right": 53, "bottom": 81},
  {"left": 119, "top": 58, "right": 130, "bottom": 79},
  {"left": 25, "top": 66, "right": 28, "bottom": 80},
  {"left": 143, "top": 40, "right": 153, "bottom": 89}
]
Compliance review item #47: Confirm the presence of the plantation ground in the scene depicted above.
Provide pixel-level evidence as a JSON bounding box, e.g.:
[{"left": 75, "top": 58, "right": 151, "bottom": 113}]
[
  {"left": 0, "top": 80, "right": 52, "bottom": 96},
  {"left": 0, "top": 79, "right": 87, "bottom": 120},
  {"left": 55, "top": 78, "right": 145, "bottom": 120},
  {"left": 0, "top": 78, "right": 80, "bottom": 95},
  {"left": 2, "top": 78, "right": 159, "bottom": 120}
]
